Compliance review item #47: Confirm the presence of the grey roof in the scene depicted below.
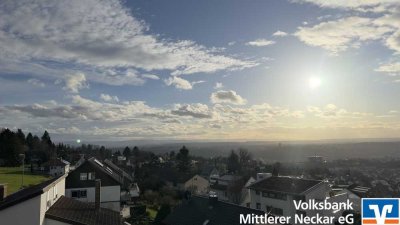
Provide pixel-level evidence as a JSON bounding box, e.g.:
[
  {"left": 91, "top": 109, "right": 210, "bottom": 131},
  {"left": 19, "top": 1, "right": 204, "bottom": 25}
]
[
  {"left": 163, "top": 195, "right": 266, "bottom": 225},
  {"left": 103, "top": 159, "right": 133, "bottom": 182},
  {"left": 44, "top": 158, "right": 70, "bottom": 167},
  {"left": 0, "top": 175, "right": 67, "bottom": 210},
  {"left": 248, "top": 176, "right": 323, "bottom": 195},
  {"left": 87, "top": 158, "right": 124, "bottom": 185},
  {"left": 46, "top": 196, "right": 123, "bottom": 225}
]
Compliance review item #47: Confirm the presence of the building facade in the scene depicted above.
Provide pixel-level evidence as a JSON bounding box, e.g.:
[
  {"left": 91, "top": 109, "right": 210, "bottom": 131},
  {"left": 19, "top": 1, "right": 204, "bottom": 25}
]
[
  {"left": 65, "top": 158, "right": 123, "bottom": 212},
  {"left": 248, "top": 176, "right": 328, "bottom": 219}
]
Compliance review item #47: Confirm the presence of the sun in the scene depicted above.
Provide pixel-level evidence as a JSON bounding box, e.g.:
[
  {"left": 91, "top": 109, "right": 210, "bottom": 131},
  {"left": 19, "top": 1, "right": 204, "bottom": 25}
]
[{"left": 308, "top": 77, "right": 321, "bottom": 89}]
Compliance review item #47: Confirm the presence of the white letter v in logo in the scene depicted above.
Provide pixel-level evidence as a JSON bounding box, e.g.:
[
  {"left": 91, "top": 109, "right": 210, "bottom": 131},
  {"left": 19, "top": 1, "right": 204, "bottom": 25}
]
[{"left": 369, "top": 204, "right": 393, "bottom": 224}]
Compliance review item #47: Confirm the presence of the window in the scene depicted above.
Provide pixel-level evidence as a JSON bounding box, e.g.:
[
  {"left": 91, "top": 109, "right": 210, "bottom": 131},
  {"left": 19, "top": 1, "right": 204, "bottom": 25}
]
[
  {"left": 71, "top": 190, "right": 78, "bottom": 198},
  {"left": 80, "top": 190, "right": 87, "bottom": 198},
  {"left": 256, "top": 203, "right": 261, "bottom": 210},
  {"left": 88, "top": 172, "right": 95, "bottom": 180},
  {"left": 262, "top": 191, "right": 287, "bottom": 200},
  {"left": 80, "top": 173, "right": 87, "bottom": 180},
  {"left": 255, "top": 190, "right": 260, "bottom": 195},
  {"left": 71, "top": 190, "right": 87, "bottom": 198}
]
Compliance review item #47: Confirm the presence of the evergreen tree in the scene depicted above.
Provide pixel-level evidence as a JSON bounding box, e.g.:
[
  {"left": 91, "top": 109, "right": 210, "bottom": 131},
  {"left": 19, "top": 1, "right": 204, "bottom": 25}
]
[
  {"left": 132, "top": 146, "right": 139, "bottom": 156},
  {"left": 176, "top": 146, "right": 190, "bottom": 172},
  {"left": 123, "top": 146, "right": 131, "bottom": 157},
  {"left": 26, "top": 133, "right": 34, "bottom": 150},
  {"left": 227, "top": 150, "right": 240, "bottom": 173},
  {"left": 41, "top": 130, "right": 52, "bottom": 146}
]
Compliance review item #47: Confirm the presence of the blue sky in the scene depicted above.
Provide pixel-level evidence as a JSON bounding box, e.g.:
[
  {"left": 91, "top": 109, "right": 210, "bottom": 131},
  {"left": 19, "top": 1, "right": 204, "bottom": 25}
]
[{"left": 0, "top": 0, "right": 399, "bottom": 142}]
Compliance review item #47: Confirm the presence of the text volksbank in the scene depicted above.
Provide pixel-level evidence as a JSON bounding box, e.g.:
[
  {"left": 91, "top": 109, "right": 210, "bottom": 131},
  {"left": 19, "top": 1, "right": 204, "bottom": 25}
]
[{"left": 240, "top": 199, "right": 354, "bottom": 224}]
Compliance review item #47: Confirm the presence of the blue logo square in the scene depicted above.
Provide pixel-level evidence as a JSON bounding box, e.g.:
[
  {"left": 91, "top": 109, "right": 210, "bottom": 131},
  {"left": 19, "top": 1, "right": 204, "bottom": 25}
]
[{"left": 362, "top": 198, "right": 399, "bottom": 225}]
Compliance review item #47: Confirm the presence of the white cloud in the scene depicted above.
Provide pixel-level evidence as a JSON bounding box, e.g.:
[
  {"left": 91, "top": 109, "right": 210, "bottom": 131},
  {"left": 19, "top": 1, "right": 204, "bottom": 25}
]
[
  {"left": 214, "top": 82, "right": 224, "bottom": 89},
  {"left": 100, "top": 94, "right": 119, "bottom": 102},
  {"left": 386, "top": 31, "right": 400, "bottom": 53},
  {"left": 171, "top": 103, "right": 213, "bottom": 119},
  {"left": 228, "top": 41, "right": 236, "bottom": 46},
  {"left": 0, "top": 0, "right": 256, "bottom": 86},
  {"left": 142, "top": 74, "right": 160, "bottom": 80},
  {"left": 307, "top": 104, "right": 370, "bottom": 118},
  {"left": 210, "top": 90, "right": 247, "bottom": 105},
  {"left": 294, "top": 17, "right": 393, "bottom": 54},
  {"left": 0, "top": 96, "right": 388, "bottom": 141},
  {"left": 246, "top": 39, "right": 276, "bottom": 47},
  {"left": 27, "top": 78, "right": 45, "bottom": 87},
  {"left": 164, "top": 76, "right": 193, "bottom": 90},
  {"left": 63, "top": 73, "right": 88, "bottom": 93},
  {"left": 293, "top": 0, "right": 400, "bottom": 12},
  {"left": 272, "top": 31, "right": 288, "bottom": 37},
  {"left": 375, "top": 62, "right": 400, "bottom": 76}
]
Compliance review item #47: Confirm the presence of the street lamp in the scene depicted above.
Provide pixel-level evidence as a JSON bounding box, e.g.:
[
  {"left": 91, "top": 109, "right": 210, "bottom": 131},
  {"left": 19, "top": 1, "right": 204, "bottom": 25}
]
[{"left": 19, "top": 154, "right": 25, "bottom": 188}]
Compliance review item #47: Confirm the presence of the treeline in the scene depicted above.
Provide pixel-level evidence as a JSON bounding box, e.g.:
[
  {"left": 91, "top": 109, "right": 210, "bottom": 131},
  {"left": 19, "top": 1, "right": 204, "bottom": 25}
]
[
  {"left": 0, "top": 128, "right": 55, "bottom": 166},
  {"left": 0, "top": 128, "right": 113, "bottom": 167}
]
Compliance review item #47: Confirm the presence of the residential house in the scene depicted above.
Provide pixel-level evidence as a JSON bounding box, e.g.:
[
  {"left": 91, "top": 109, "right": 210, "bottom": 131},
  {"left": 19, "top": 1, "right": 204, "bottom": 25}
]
[
  {"left": 209, "top": 168, "right": 220, "bottom": 184},
  {"left": 45, "top": 158, "right": 70, "bottom": 177},
  {"left": 0, "top": 176, "right": 124, "bottom": 225},
  {"left": 241, "top": 177, "right": 256, "bottom": 207},
  {"left": 330, "top": 184, "right": 371, "bottom": 212},
  {"left": 65, "top": 157, "right": 124, "bottom": 212},
  {"left": 104, "top": 159, "right": 134, "bottom": 187},
  {"left": 103, "top": 159, "right": 139, "bottom": 202},
  {"left": 162, "top": 194, "right": 266, "bottom": 225},
  {"left": 210, "top": 175, "right": 255, "bottom": 206},
  {"left": 0, "top": 175, "right": 66, "bottom": 225},
  {"left": 248, "top": 176, "right": 328, "bottom": 218},
  {"left": 184, "top": 175, "right": 209, "bottom": 195},
  {"left": 209, "top": 174, "right": 240, "bottom": 202}
]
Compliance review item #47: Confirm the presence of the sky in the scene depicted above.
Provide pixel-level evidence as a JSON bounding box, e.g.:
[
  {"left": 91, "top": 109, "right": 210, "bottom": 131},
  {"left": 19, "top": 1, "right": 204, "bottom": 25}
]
[{"left": 0, "top": 0, "right": 400, "bottom": 143}]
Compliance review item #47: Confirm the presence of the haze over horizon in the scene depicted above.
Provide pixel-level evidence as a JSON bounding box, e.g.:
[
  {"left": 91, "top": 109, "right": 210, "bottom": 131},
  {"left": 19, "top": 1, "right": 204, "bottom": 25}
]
[{"left": 1, "top": 0, "right": 400, "bottom": 142}]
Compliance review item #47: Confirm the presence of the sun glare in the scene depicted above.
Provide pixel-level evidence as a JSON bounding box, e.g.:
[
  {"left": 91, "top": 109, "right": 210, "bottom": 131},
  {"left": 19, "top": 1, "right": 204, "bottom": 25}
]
[{"left": 309, "top": 77, "right": 321, "bottom": 89}]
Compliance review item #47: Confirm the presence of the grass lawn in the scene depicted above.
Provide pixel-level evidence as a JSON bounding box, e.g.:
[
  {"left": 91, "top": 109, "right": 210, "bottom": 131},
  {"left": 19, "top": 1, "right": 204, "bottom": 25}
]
[
  {"left": 0, "top": 167, "right": 50, "bottom": 195},
  {"left": 146, "top": 207, "right": 158, "bottom": 220}
]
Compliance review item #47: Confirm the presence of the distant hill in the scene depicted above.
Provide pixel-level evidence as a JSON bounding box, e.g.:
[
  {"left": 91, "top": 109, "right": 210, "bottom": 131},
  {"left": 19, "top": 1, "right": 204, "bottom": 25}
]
[{"left": 112, "top": 141, "right": 400, "bottom": 163}]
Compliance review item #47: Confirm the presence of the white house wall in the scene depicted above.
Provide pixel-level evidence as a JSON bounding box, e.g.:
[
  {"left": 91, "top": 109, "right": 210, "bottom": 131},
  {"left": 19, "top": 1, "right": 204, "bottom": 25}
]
[
  {"left": 0, "top": 195, "right": 41, "bottom": 225},
  {"left": 65, "top": 186, "right": 120, "bottom": 212},
  {"left": 0, "top": 178, "right": 66, "bottom": 225},
  {"left": 40, "top": 179, "right": 66, "bottom": 224}
]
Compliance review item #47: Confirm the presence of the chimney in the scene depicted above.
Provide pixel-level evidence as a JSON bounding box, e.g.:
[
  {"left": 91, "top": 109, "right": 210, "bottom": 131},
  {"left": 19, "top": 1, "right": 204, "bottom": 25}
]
[
  {"left": 208, "top": 192, "right": 218, "bottom": 207},
  {"left": 0, "top": 184, "right": 7, "bottom": 201},
  {"left": 95, "top": 179, "right": 101, "bottom": 210}
]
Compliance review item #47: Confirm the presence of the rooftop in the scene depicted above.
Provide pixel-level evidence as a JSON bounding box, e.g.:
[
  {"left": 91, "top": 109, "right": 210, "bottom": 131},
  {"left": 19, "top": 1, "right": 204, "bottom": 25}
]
[
  {"left": 87, "top": 157, "right": 124, "bottom": 185},
  {"left": 0, "top": 175, "right": 66, "bottom": 210},
  {"left": 46, "top": 196, "right": 124, "bottom": 225},
  {"left": 44, "top": 158, "right": 70, "bottom": 167},
  {"left": 163, "top": 195, "right": 265, "bottom": 225},
  {"left": 248, "top": 176, "right": 323, "bottom": 195}
]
